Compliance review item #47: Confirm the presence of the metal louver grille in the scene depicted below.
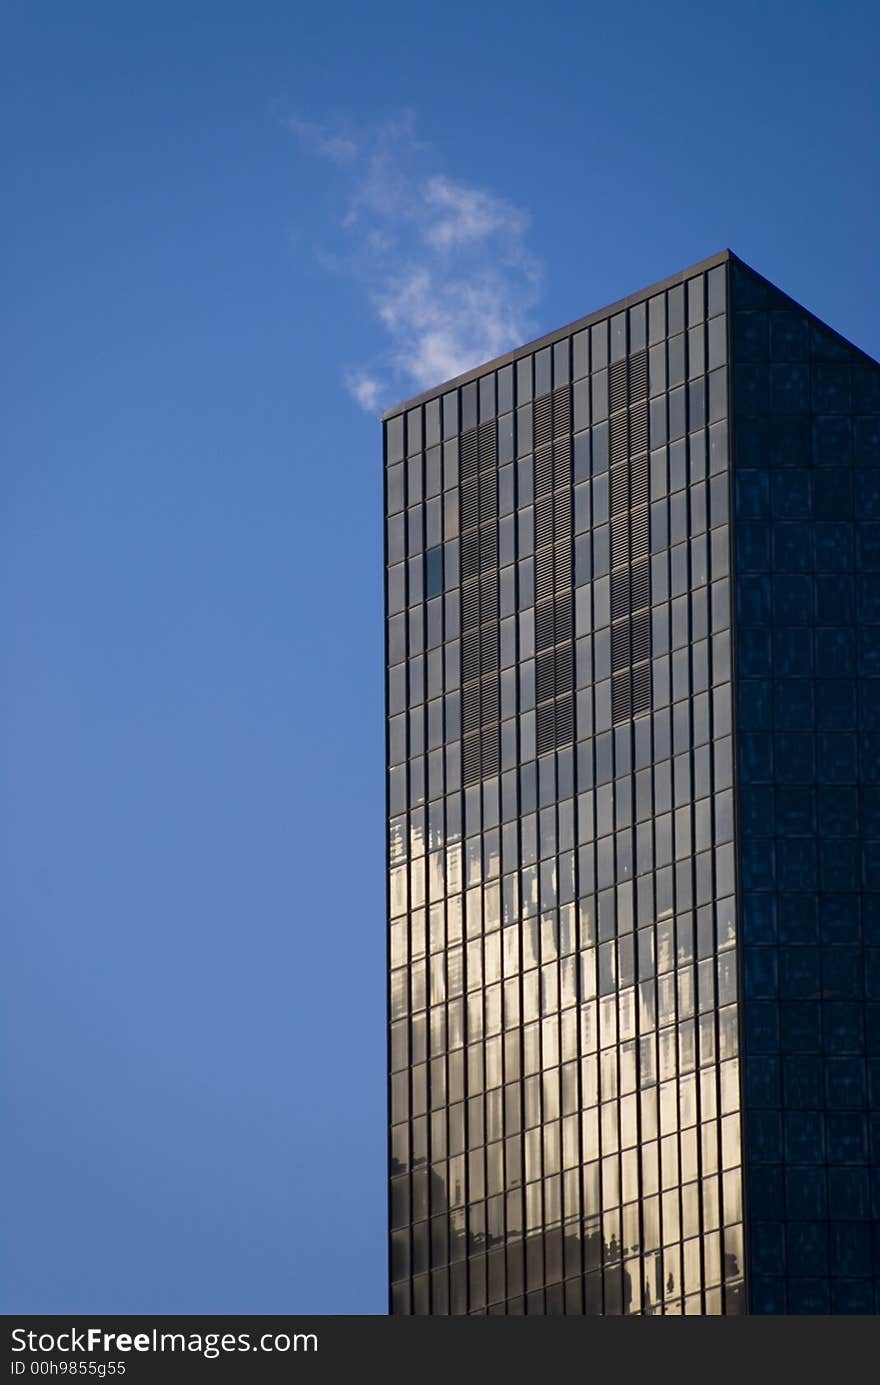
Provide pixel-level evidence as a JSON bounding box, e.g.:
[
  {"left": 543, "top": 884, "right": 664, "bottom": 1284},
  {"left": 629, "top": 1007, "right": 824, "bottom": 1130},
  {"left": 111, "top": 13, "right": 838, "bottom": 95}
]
[
  {"left": 609, "top": 347, "right": 653, "bottom": 725},
  {"left": 533, "top": 384, "right": 574, "bottom": 756},
  {"left": 460, "top": 420, "right": 500, "bottom": 785}
]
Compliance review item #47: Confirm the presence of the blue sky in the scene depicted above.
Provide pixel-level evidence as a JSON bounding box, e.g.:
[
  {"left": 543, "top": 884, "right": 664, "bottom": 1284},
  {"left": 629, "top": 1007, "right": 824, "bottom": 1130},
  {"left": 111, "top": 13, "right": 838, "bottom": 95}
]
[{"left": 3, "top": 1, "right": 879, "bottom": 1314}]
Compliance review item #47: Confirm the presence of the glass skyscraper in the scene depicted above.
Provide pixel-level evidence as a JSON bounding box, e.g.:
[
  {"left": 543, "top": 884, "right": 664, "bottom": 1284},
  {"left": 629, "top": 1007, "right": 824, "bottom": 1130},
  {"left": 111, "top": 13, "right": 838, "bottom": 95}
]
[{"left": 384, "top": 251, "right": 880, "bottom": 1314}]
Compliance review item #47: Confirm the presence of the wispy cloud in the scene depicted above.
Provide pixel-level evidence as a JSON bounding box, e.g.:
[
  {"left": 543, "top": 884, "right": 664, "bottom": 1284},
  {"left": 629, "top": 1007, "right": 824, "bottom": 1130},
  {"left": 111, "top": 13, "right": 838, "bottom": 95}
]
[
  {"left": 289, "top": 115, "right": 543, "bottom": 413},
  {"left": 287, "top": 117, "right": 358, "bottom": 166}
]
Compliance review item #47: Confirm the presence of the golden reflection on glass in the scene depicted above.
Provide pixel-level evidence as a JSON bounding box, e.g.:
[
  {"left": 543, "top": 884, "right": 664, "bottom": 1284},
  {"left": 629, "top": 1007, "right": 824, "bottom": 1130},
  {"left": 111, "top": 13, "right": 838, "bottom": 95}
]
[
  {"left": 619, "top": 1093, "right": 638, "bottom": 1149},
  {"left": 560, "top": 955, "right": 577, "bottom": 1007},
  {"left": 465, "top": 885, "right": 482, "bottom": 937},
  {"left": 718, "top": 1003, "right": 738, "bottom": 1059},
  {"left": 521, "top": 864, "right": 538, "bottom": 917},
  {"left": 720, "top": 1058, "right": 740, "bottom": 1114},
  {"left": 701, "top": 1121, "right": 719, "bottom": 1176},
  {"left": 702, "top": 1175, "right": 720, "bottom": 1232},
  {"left": 698, "top": 1011, "right": 716, "bottom": 1065},
  {"left": 526, "top": 1180, "right": 543, "bottom": 1231},
  {"left": 580, "top": 949, "right": 597, "bottom": 1001},
  {"left": 621, "top": 1149, "right": 639, "bottom": 1204},
  {"left": 658, "top": 1083, "right": 676, "bottom": 1144},
  {"left": 445, "top": 842, "right": 462, "bottom": 893},
  {"left": 600, "top": 995, "right": 618, "bottom": 1048},
  {"left": 601, "top": 1103, "right": 620, "bottom": 1155},
  {"left": 722, "top": 1167, "right": 743, "bottom": 1223},
  {"left": 485, "top": 984, "right": 502, "bottom": 1036},
  {"left": 541, "top": 962, "right": 558, "bottom": 1015},
  {"left": 503, "top": 978, "right": 520, "bottom": 1029},
  {"left": 583, "top": 1109, "right": 600, "bottom": 1162},
  {"left": 681, "top": 1180, "right": 701, "bottom": 1235},
  {"left": 484, "top": 881, "right": 500, "bottom": 930},
  {"left": 661, "top": 1134, "right": 679, "bottom": 1189},
  {"left": 541, "top": 1017, "right": 559, "bottom": 1069},
  {"left": 429, "top": 901, "right": 445, "bottom": 953},
  {"left": 642, "top": 1141, "right": 659, "bottom": 1198},
  {"left": 430, "top": 956, "right": 446, "bottom": 1007},
  {"left": 600, "top": 1048, "right": 618, "bottom": 1101},
  {"left": 640, "top": 1087, "right": 658, "bottom": 1140},
  {"left": 619, "top": 1042, "right": 637, "bottom": 1095},
  {"left": 390, "top": 920, "right": 407, "bottom": 968},
  {"left": 446, "top": 894, "right": 462, "bottom": 945},
  {"left": 390, "top": 864, "right": 407, "bottom": 918},
  {"left": 562, "top": 1114, "right": 578, "bottom": 1168},
  {"left": 658, "top": 972, "right": 676, "bottom": 1025},
  {"left": 523, "top": 1023, "right": 540, "bottom": 1076},
  {"left": 618, "top": 987, "right": 636, "bottom": 1042},
  {"left": 720, "top": 1113, "right": 740, "bottom": 1171}
]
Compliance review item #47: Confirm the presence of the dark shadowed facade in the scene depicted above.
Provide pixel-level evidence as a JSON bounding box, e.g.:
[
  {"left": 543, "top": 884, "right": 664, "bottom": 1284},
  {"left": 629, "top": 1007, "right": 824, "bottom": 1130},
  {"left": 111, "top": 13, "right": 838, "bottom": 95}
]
[{"left": 384, "top": 251, "right": 880, "bottom": 1314}]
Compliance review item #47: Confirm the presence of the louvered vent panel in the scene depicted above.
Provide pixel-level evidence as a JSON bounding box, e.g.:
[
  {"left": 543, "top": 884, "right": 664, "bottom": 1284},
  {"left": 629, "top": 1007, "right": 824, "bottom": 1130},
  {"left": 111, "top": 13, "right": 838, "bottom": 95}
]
[
  {"left": 607, "top": 347, "right": 653, "bottom": 727},
  {"left": 536, "top": 701, "right": 556, "bottom": 755},
  {"left": 461, "top": 637, "right": 480, "bottom": 683},
  {"left": 536, "top": 650, "right": 556, "bottom": 702},
  {"left": 460, "top": 431, "right": 479, "bottom": 480},
  {"left": 555, "top": 694, "right": 574, "bottom": 745},
  {"left": 555, "top": 642, "right": 573, "bottom": 690},
  {"left": 535, "top": 497, "right": 554, "bottom": 549},
  {"left": 554, "top": 487, "right": 571, "bottom": 530},
  {"left": 463, "top": 733, "right": 481, "bottom": 782},
  {"left": 552, "top": 385, "right": 571, "bottom": 436},
  {"left": 553, "top": 541, "right": 570, "bottom": 590},
  {"left": 535, "top": 452, "right": 553, "bottom": 497},
  {"left": 629, "top": 454, "right": 650, "bottom": 509},
  {"left": 459, "top": 421, "right": 500, "bottom": 785},
  {"left": 479, "top": 570, "right": 495, "bottom": 610},
  {"left": 628, "top": 350, "right": 648, "bottom": 402},
  {"left": 610, "top": 570, "right": 630, "bottom": 621},
  {"left": 479, "top": 420, "right": 496, "bottom": 466},
  {"left": 481, "top": 728, "right": 500, "bottom": 777},
  {"left": 481, "top": 675, "right": 499, "bottom": 722},
  {"left": 533, "top": 396, "right": 553, "bottom": 449},
  {"left": 479, "top": 471, "right": 496, "bottom": 520},
  {"left": 629, "top": 400, "right": 649, "bottom": 456},
  {"left": 630, "top": 507, "right": 649, "bottom": 561},
  {"left": 611, "top": 620, "right": 631, "bottom": 673},
  {"left": 461, "top": 475, "right": 479, "bottom": 529},
  {"left": 611, "top": 671, "right": 632, "bottom": 723},
  {"left": 610, "top": 463, "right": 629, "bottom": 516},
  {"left": 461, "top": 582, "right": 480, "bottom": 630},
  {"left": 535, "top": 563, "right": 555, "bottom": 605},
  {"left": 552, "top": 438, "right": 572, "bottom": 488},
  {"left": 462, "top": 684, "right": 481, "bottom": 734},
  {"left": 554, "top": 592, "right": 572, "bottom": 642},
  {"left": 631, "top": 610, "right": 651, "bottom": 663},
  {"left": 631, "top": 559, "right": 650, "bottom": 611},
  {"left": 610, "top": 414, "right": 629, "bottom": 465},
  {"left": 480, "top": 627, "right": 499, "bottom": 675},
  {"left": 525, "top": 387, "right": 576, "bottom": 758},
  {"left": 479, "top": 525, "right": 497, "bottom": 571},
  {"left": 609, "top": 360, "right": 628, "bottom": 413},
  {"left": 535, "top": 601, "right": 555, "bottom": 650},
  {"left": 461, "top": 532, "right": 479, "bottom": 580},
  {"left": 611, "top": 516, "right": 629, "bottom": 568},
  {"left": 631, "top": 661, "right": 652, "bottom": 717}
]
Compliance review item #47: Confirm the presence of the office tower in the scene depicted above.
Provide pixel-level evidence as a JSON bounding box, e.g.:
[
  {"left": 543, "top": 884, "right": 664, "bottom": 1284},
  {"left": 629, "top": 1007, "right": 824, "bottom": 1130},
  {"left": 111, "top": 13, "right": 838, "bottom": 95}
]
[{"left": 385, "top": 250, "right": 880, "bottom": 1314}]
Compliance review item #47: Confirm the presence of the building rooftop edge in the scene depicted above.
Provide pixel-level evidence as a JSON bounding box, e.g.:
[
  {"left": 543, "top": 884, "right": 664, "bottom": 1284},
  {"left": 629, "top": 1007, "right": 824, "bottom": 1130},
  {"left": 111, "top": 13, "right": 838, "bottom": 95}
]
[
  {"left": 382, "top": 247, "right": 880, "bottom": 423},
  {"left": 381, "top": 249, "right": 734, "bottom": 422}
]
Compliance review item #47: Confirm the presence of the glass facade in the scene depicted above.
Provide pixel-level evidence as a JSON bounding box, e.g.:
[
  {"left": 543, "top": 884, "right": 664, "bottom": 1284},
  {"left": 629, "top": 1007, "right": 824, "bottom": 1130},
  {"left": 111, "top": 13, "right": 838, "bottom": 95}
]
[
  {"left": 732, "top": 259, "right": 880, "bottom": 1312},
  {"left": 385, "top": 252, "right": 746, "bottom": 1314},
  {"left": 386, "top": 251, "right": 880, "bottom": 1313}
]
